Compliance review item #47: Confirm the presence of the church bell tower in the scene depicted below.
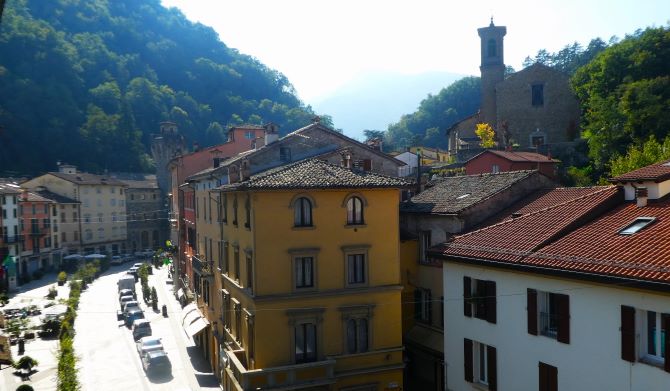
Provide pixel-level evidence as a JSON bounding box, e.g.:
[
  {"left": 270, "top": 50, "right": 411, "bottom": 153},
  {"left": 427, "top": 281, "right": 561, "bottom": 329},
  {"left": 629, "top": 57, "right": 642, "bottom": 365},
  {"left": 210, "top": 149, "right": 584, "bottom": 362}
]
[{"left": 478, "top": 18, "right": 507, "bottom": 129}]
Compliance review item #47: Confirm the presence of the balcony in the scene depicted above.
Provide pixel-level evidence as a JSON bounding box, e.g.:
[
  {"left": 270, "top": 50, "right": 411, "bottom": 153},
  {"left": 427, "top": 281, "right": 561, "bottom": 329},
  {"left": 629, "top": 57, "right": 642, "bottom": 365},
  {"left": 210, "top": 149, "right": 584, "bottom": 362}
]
[
  {"left": 225, "top": 348, "right": 336, "bottom": 391},
  {"left": 192, "top": 254, "right": 213, "bottom": 277},
  {"left": 2, "top": 235, "right": 19, "bottom": 244}
]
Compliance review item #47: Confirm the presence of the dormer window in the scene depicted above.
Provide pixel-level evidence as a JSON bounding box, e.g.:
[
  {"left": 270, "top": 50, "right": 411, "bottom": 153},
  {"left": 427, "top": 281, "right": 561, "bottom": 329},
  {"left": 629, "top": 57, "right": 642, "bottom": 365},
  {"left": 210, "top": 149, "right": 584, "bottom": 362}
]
[{"left": 619, "top": 217, "right": 655, "bottom": 235}]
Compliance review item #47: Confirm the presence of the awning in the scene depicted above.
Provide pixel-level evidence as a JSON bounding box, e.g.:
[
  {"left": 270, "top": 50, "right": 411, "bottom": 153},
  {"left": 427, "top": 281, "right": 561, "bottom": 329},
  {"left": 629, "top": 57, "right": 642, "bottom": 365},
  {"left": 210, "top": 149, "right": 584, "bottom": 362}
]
[
  {"left": 182, "top": 308, "right": 201, "bottom": 329},
  {"left": 181, "top": 303, "right": 198, "bottom": 326},
  {"left": 176, "top": 288, "right": 185, "bottom": 300},
  {"left": 185, "top": 316, "right": 209, "bottom": 337}
]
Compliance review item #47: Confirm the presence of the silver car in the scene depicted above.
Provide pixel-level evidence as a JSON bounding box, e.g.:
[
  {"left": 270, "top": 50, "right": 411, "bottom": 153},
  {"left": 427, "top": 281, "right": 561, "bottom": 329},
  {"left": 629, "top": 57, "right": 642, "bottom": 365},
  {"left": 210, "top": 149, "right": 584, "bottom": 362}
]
[{"left": 136, "top": 336, "right": 163, "bottom": 357}]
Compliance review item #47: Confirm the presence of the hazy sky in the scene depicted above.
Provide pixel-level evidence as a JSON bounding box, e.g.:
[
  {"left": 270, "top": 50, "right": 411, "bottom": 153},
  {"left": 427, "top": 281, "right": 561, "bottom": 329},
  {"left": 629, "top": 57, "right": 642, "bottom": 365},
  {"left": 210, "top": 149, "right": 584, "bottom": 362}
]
[{"left": 160, "top": 0, "right": 669, "bottom": 104}]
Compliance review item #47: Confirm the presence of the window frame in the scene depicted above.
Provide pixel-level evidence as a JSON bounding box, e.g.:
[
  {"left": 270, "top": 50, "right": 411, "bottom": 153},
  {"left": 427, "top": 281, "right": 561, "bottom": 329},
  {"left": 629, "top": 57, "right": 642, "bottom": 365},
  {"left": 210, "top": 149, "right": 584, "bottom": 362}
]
[
  {"left": 293, "top": 196, "right": 314, "bottom": 228},
  {"left": 346, "top": 196, "right": 365, "bottom": 225},
  {"left": 340, "top": 305, "right": 373, "bottom": 354},
  {"left": 287, "top": 308, "right": 324, "bottom": 364},
  {"left": 532, "top": 83, "right": 544, "bottom": 107},
  {"left": 343, "top": 246, "right": 370, "bottom": 288}
]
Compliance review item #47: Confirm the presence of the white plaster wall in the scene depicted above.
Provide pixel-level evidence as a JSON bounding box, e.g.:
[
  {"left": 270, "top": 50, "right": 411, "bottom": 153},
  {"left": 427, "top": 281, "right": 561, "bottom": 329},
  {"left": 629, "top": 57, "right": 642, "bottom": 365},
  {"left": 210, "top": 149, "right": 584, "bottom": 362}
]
[{"left": 444, "top": 262, "right": 670, "bottom": 391}]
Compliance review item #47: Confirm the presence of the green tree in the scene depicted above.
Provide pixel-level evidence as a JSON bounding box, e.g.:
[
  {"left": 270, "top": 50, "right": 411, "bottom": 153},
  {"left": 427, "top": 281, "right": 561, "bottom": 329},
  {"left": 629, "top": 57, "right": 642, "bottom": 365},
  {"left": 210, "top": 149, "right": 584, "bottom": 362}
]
[{"left": 609, "top": 135, "right": 670, "bottom": 177}]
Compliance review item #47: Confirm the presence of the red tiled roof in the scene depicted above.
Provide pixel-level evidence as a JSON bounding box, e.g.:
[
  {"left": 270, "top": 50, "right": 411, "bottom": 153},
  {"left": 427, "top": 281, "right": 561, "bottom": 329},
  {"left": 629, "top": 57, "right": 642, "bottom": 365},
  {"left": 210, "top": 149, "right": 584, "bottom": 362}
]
[
  {"left": 480, "top": 150, "right": 560, "bottom": 163},
  {"left": 473, "top": 186, "right": 612, "bottom": 229},
  {"left": 434, "top": 186, "right": 621, "bottom": 264},
  {"left": 526, "top": 198, "right": 670, "bottom": 282},
  {"left": 610, "top": 159, "right": 670, "bottom": 182}
]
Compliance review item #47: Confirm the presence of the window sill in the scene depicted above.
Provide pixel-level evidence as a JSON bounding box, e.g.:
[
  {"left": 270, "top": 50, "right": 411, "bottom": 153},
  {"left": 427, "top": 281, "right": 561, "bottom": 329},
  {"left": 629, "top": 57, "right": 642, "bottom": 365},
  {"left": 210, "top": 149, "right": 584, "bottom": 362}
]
[
  {"left": 345, "top": 282, "right": 368, "bottom": 289},
  {"left": 344, "top": 224, "right": 367, "bottom": 229},
  {"left": 470, "top": 381, "right": 489, "bottom": 391},
  {"left": 639, "top": 355, "right": 665, "bottom": 369},
  {"left": 292, "top": 226, "right": 316, "bottom": 231}
]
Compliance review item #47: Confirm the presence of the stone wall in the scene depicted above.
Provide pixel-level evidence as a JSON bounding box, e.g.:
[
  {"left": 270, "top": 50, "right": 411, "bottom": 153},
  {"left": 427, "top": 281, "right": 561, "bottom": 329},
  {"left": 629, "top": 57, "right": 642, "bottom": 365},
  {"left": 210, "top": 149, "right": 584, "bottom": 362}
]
[{"left": 496, "top": 64, "right": 580, "bottom": 148}]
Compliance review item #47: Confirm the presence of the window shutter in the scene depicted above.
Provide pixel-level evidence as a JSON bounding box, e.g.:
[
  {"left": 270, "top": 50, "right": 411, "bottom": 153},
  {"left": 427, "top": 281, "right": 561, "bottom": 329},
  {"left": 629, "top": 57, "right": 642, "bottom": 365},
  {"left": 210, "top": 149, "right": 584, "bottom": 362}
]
[
  {"left": 556, "top": 294, "right": 570, "bottom": 344},
  {"left": 414, "top": 289, "right": 422, "bottom": 320},
  {"left": 463, "top": 277, "right": 472, "bottom": 317},
  {"left": 464, "top": 338, "right": 473, "bottom": 382},
  {"left": 620, "top": 305, "right": 635, "bottom": 363},
  {"left": 527, "top": 289, "right": 538, "bottom": 335},
  {"left": 663, "top": 313, "right": 670, "bottom": 372},
  {"left": 486, "top": 281, "right": 497, "bottom": 324},
  {"left": 487, "top": 345, "right": 497, "bottom": 391},
  {"left": 427, "top": 290, "right": 433, "bottom": 323},
  {"left": 363, "top": 159, "right": 372, "bottom": 171},
  {"left": 538, "top": 362, "right": 557, "bottom": 391}
]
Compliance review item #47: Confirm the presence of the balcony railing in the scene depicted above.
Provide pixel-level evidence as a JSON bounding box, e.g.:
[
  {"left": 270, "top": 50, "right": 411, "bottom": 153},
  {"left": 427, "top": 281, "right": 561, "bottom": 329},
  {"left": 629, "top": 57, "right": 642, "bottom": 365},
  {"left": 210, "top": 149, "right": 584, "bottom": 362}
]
[
  {"left": 29, "top": 227, "right": 47, "bottom": 236},
  {"left": 225, "top": 348, "right": 336, "bottom": 391},
  {"left": 192, "top": 254, "right": 213, "bottom": 276},
  {"left": 1, "top": 235, "right": 19, "bottom": 244},
  {"left": 539, "top": 311, "right": 558, "bottom": 338}
]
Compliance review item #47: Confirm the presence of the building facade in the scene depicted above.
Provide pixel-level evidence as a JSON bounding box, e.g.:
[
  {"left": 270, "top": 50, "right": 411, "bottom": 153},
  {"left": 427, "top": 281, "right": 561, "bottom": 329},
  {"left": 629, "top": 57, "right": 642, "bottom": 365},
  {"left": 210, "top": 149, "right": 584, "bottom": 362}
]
[
  {"left": 0, "top": 183, "right": 21, "bottom": 291},
  {"left": 21, "top": 165, "right": 128, "bottom": 255},
  {"left": 17, "top": 191, "right": 54, "bottom": 280},
  {"left": 187, "top": 158, "right": 409, "bottom": 390},
  {"left": 434, "top": 160, "right": 670, "bottom": 390},
  {"left": 122, "top": 178, "right": 166, "bottom": 254}
]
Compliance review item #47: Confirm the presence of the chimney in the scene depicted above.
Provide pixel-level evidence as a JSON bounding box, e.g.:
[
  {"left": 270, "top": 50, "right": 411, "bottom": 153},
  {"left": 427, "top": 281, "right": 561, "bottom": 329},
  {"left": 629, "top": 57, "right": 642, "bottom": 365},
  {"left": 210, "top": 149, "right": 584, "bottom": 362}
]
[
  {"left": 58, "top": 164, "right": 77, "bottom": 174},
  {"left": 636, "top": 187, "right": 648, "bottom": 207},
  {"left": 193, "top": 142, "right": 200, "bottom": 152},
  {"left": 241, "top": 160, "right": 250, "bottom": 180},
  {"left": 264, "top": 122, "right": 279, "bottom": 145}
]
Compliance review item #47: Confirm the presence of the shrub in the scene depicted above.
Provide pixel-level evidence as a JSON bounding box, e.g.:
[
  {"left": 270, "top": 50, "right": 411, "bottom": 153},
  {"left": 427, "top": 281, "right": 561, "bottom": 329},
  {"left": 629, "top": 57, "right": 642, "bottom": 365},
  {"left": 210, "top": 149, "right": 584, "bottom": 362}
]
[
  {"left": 151, "top": 287, "right": 158, "bottom": 310},
  {"left": 57, "top": 271, "right": 67, "bottom": 284},
  {"left": 16, "top": 385, "right": 34, "bottom": 391},
  {"left": 0, "top": 292, "right": 8, "bottom": 305},
  {"left": 13, "top": 355, "right": 38, "bottom": 371},
  {"left": 47, "top": 285, "right": 58, "bottom": 299}
]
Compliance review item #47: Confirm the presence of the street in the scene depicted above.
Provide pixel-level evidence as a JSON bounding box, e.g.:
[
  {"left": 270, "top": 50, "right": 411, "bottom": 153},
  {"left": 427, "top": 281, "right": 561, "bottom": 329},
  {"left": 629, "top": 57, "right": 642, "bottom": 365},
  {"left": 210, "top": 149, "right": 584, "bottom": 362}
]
[{"left": 74, "top": 263, "right": 219, "bottom": 391}]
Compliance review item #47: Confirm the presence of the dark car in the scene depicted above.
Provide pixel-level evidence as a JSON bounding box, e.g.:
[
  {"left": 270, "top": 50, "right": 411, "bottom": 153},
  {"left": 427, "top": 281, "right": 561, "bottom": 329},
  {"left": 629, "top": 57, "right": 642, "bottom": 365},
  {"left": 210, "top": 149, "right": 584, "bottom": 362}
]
[
  {"left": 141, "top": 350, "right": 171, "bottom": 374},
  {"left": 125, "top": 308, "right": 145, "bottom": 327}
]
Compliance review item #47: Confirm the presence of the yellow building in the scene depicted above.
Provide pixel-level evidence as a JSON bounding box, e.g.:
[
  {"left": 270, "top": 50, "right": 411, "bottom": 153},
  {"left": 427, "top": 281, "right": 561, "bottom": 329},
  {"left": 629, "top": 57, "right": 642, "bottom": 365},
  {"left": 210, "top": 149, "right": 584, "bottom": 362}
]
[
  {"left": 191, "top": 158, "right": 409, "bottom": 391},
  {"left": 408, "top": 147, "right": 450, "bottom": 166}
]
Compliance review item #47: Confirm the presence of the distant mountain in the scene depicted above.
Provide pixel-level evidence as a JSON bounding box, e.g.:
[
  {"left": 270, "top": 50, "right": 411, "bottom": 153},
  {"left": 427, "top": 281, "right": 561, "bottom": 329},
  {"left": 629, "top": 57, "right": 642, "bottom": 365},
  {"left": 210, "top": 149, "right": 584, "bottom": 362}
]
[{"left": 311, "top": 71, "right": 465, "bottom": 140}]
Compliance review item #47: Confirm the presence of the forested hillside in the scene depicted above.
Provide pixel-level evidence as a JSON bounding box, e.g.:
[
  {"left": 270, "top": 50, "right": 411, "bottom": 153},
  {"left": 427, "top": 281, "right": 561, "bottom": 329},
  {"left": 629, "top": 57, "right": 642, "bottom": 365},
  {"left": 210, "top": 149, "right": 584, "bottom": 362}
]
[{"left": 0, "top": 0, "right": 325, "bottom": 175}]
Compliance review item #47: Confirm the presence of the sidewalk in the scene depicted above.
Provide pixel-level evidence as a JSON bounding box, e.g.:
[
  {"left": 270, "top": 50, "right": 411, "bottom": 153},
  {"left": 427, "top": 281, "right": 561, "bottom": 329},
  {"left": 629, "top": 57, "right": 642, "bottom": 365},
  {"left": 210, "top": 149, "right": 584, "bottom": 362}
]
[
  {"left": 1, "top": 272, "right": 71, "bottom": 391},
  {"left": 148, "top": 264, "right": 220, "bottom": 390}
]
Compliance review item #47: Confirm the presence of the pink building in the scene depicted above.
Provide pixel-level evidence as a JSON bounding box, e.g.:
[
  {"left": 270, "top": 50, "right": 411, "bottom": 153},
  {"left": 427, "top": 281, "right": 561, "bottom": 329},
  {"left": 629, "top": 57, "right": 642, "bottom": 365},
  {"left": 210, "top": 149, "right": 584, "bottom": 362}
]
[{"left": 465, "top": 150, "right": 559, "bottom": 179}]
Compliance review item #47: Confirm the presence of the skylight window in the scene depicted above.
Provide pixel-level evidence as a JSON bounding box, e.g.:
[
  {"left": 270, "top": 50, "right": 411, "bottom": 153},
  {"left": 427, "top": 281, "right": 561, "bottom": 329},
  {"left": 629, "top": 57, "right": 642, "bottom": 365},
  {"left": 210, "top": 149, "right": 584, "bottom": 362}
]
[
  {"left": 457, "top": 193, "right": 471, "bottom": 200},
  {"left": 619, "top": 217, "right": 656, "bottom": 235}
]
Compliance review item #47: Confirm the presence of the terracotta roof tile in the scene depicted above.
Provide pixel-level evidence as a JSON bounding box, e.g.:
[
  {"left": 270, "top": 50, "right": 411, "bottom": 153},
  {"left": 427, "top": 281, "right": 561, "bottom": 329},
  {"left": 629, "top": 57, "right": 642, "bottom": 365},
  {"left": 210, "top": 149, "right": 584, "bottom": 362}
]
[
  {"left": 610, "top": 159, "right": 670, "bottom": 182},
  {"left": 400, "top": 170, "right": 539, "bottom": 214},
  {"left": 434, "top": 186, "right": 621, "bottom": 263},
  {"left": 218, "top": 158, "right": 412, "bottom": 191},
  {"left": 474, "top": 150, "right": 560, "bottom": 163},
  {"left": 45, "top": 172, "right": 127, "bottom": 186}
]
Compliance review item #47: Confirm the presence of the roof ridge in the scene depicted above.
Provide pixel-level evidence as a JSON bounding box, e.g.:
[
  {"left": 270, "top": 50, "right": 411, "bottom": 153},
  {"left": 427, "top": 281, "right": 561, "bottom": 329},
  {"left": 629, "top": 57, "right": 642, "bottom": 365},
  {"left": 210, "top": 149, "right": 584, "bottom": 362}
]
[{"left": 454, "top": 185, "right": 618, "bottom": 240}]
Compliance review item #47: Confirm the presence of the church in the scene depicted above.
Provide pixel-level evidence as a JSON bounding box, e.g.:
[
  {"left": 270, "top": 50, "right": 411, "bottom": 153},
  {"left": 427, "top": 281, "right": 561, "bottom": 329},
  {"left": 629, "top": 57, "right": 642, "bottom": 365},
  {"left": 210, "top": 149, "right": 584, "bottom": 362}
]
[{"left": 447, "top": 20, "right": 581, "bottom": 161}]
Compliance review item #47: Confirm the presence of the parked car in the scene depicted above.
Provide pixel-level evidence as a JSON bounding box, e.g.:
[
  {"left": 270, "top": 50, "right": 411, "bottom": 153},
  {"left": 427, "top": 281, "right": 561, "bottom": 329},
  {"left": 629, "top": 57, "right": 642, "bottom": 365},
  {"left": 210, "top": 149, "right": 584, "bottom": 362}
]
[
  {"left": 127, "top": 266, "right": 139, "bottom": 277},
  {"left": 136, "top": 336, "right": 163, "bottom": 356},
  {"left": 125, "top": 308, "right": 145, "bottom": 327},
  {"left": 132, "top": 319, "right": 152, "bottom": 341},
  {"left": 141, "top": 350, "right": 171, "bottom": 374},
  {"left": 122, "top": 254, "right": 134, "bottom": 263},
  {"left": 122, "top": 300, "right": 140, "bottom": 314},
  {"left": 118, "top": 289, "right": 136, "bottom": 301},
  {"left": 110, "top": 256, "right": 123, "bottom": 266},
  {"left": 133, "top": 262, "right": 145, "bottom": 269},
  {"left": 119, "top": 295, "right": 135, "bottom": 308}
]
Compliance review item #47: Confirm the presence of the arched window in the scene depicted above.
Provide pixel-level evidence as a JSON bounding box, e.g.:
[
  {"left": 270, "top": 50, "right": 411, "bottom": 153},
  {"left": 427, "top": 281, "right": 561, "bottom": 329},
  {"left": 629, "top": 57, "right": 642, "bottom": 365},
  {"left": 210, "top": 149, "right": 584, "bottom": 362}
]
[
  {"left": 487, "top": 38, "right": 497, "bottom": 58},
  {"left": 294, "top": 197, "right": 313, "bottom": 227},
  {"left": 346, "top": 197, "right": 364, "bottom": 225}
]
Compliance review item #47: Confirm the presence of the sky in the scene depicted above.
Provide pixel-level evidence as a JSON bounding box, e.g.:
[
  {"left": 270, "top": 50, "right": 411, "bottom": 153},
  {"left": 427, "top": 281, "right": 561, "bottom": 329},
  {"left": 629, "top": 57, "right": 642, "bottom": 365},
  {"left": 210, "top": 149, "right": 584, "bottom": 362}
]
[{"left": 160, "top": 0, "right": 669, "bottom": 104}]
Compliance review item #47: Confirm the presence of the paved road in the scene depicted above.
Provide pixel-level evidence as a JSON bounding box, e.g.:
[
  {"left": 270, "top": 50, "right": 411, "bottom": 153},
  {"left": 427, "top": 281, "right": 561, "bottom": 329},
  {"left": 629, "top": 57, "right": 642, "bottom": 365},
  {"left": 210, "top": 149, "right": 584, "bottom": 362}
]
[{"left": 75, "top": 264, "right": 219, "bottom": 391}]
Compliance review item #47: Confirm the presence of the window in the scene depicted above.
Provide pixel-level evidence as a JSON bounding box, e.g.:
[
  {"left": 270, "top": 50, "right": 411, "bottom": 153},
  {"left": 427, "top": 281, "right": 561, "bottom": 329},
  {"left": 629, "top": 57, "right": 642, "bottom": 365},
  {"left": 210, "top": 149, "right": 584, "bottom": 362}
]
[
  {"left": 97, "top": 213, "right": 103, "bottom": 223},
  {"left": 111, "top": 212, "right": 117, "bottom": 222},
  {"left": 487, "top": 38, "right": 496, "bottom": 58},
  {"left": 98, "top": 228, "right": 104, "bottom": 239},
  {"left": 43, "top": 204, "right": 48, "bottom": 214},
  {"left": 414, "top": 288, "right": 432, "bottom": 324},
  {"left": 233, "top": 195, "right": 238, "bottom": 226},
  {"left": 346, "top": 318, "right": 368, "bottom": 353},
  {"left": 234, "top": 245, "right": 240, "bottom": 281},
  {"left": 222, "top": 194, "right": 228, "bottom": 223},
  {"left": 527, "top": 289, "right": 570, "bottom": 343},
  {"left": 245, "top": 131, "right": 255, "bottom": 139},
  {"left": 492, "top": 164, "right": 500, "bottom": 174},
  {"left": 222, "top": 290, "right": 231, "bottom": 330},
  {"left": 223, "top": 242, "right": 229, "bottom": 274},
  {"left": 83, "top": 199, "right": 90, "bottom": 208},
  {"left": 74, "top": 231, "right": 79, "bottom": 241},
  {"left": 346, "top": 196, "right": 364, "bottom": 225},
  {"left": 347, "top": 254, "right": 366, "bottom": 285},
  {"left": 85, "top": 229, "right": 92, "bottom": 240},
  {"left": 621, "top": 306, "right": 668, "bottom": 369},
  {"left": 247, "top": 313, "right": 255, "bottom": 362},
  {"left": 619, "top": 217, "right": 655, "bottom": 235},
  {"left": 294, "top": 197, "right": 313, "bottom": 227},
  {"left": 130, "top": 194, "right": 135, "bottom": 201},
  {"left": 61, "top": 232, "right": 66, "bottom": 242},
  {"left": 419, "top": 231, "right": 431, "bottom": 264},
  {"left": 532, "top": 84, "right": 544, "bottom": 107},
  {"left": 295, "top": 323, "right": 317, "bottom": 363},
  {"left": 110, "top": 199, "right": 116, "bottom": 206},
  {"left": 295, "top": 257, "right": 314, "bottom": 289},
  {"left": 246, "top": 252, "right": 253, "bottom": 293},
  {"left": 464, "top": 339, "right": 497, "bottom": 390},
  {"left": 60, "top": 212, "right": 65, "bottom": 223},
  {"left": 463, "top": 277, "right": 497, "bottom": 324},
  {"left": 96, "top": 187, "right": 101, "bottom": 194},
  {"left": 244, "top": 195, "right": 251, "bottom": 229},
  {"left": 234, "top": 300, "right": 242, "bottom": 342},
  {"left": 280, "top": 147, "right": 292, "bottom": 162},
  {"left": 538, "top": 362, "right": 557, "bottom": 391}
]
